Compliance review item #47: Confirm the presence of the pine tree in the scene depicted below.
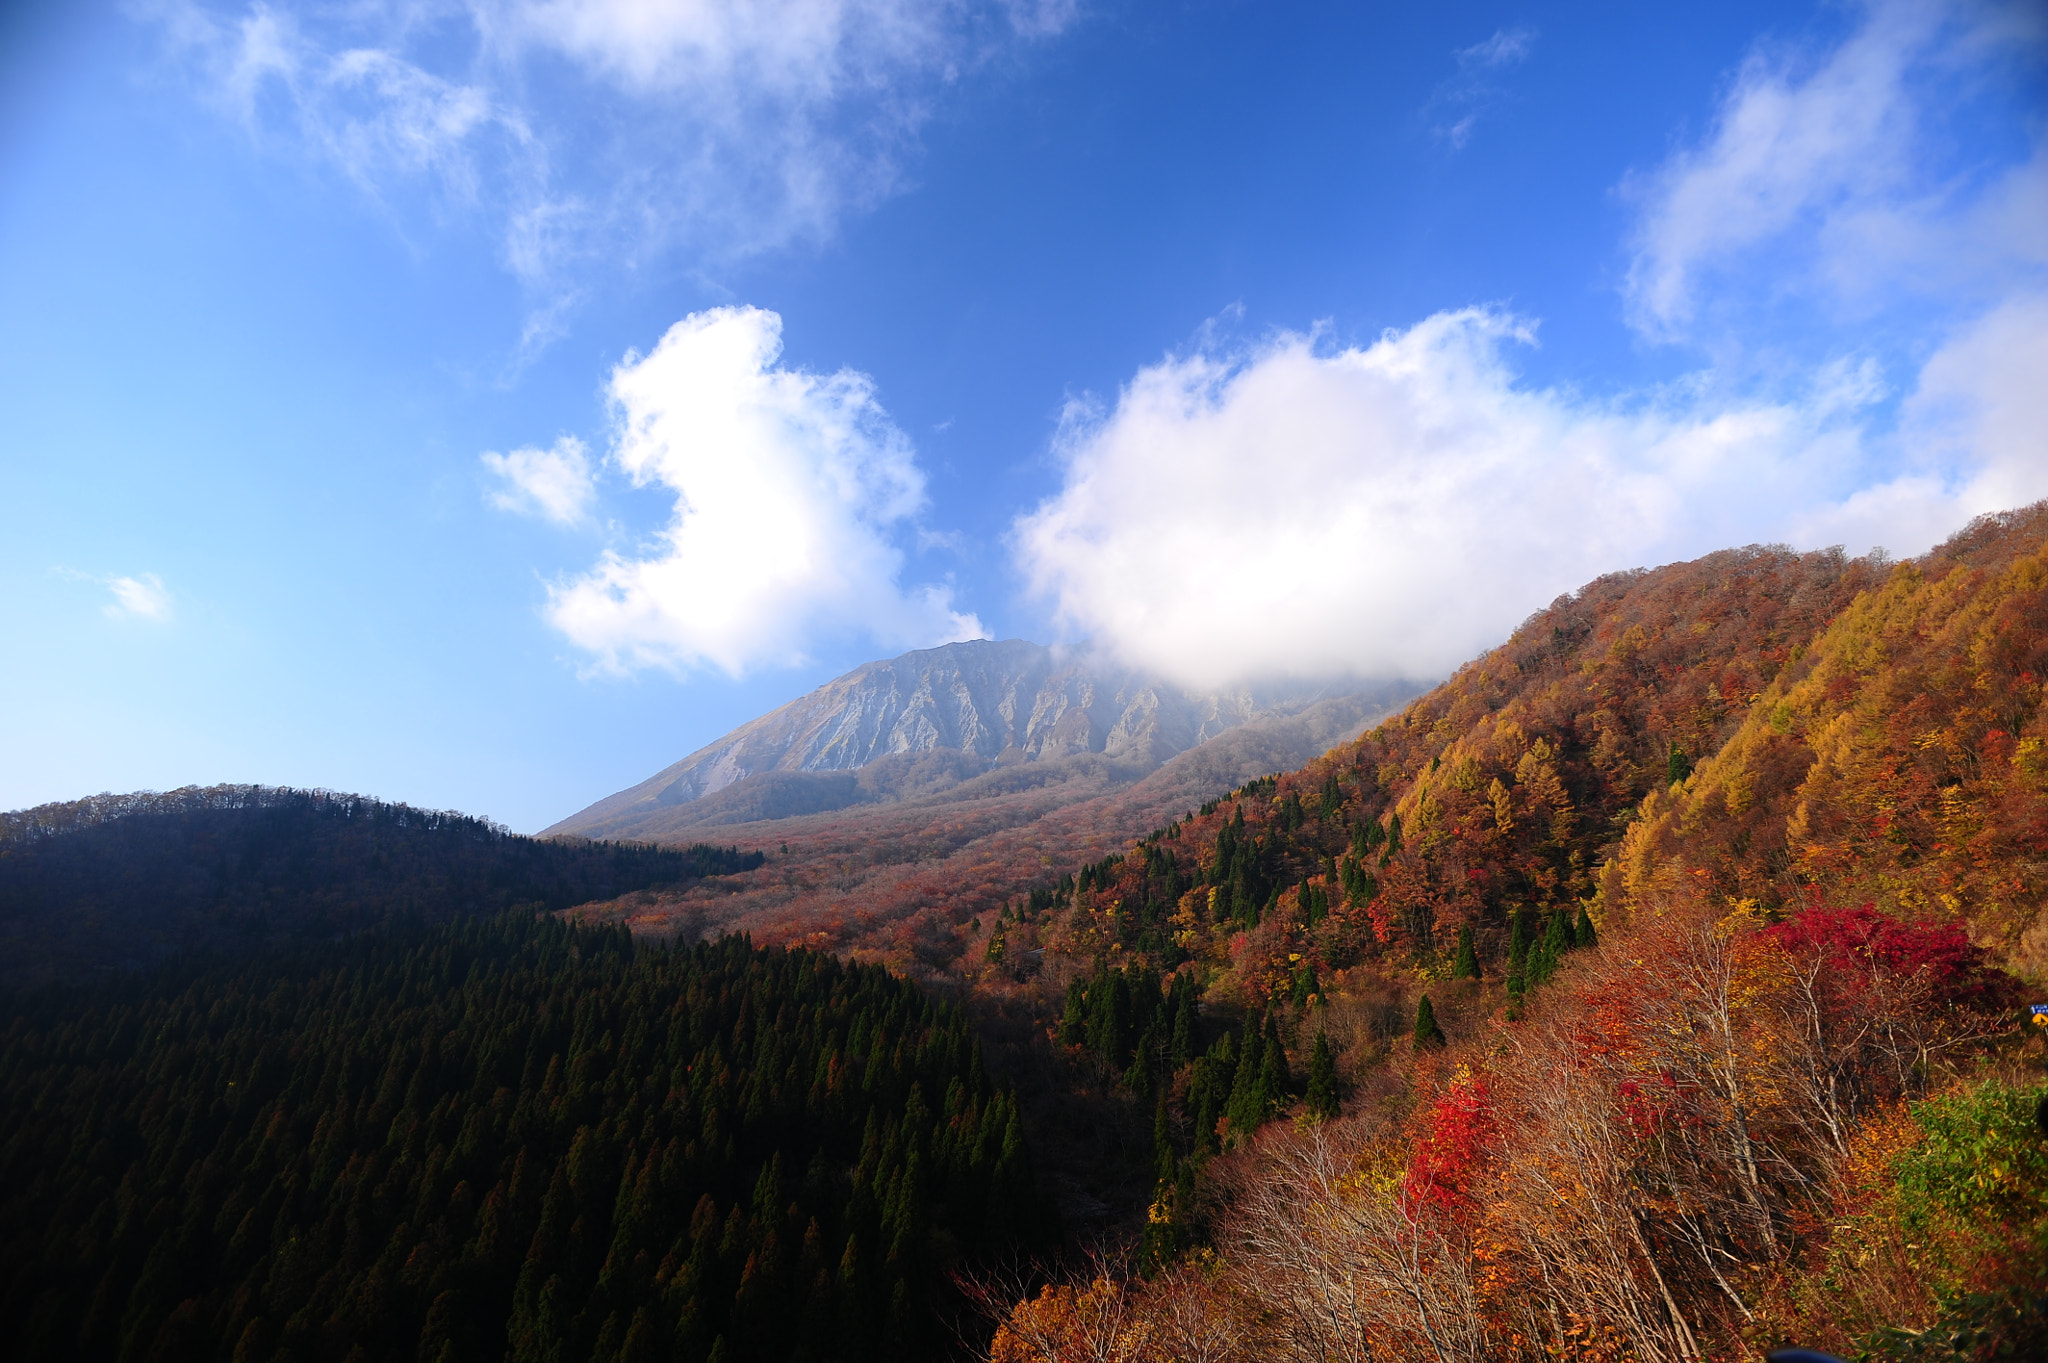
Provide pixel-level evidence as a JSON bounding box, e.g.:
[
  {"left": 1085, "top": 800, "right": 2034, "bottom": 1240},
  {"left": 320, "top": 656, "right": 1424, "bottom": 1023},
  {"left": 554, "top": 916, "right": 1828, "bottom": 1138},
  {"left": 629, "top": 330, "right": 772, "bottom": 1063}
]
[
  {"left": 1138, "top": 1095, "right": 1182, "bottom": 1272},
  {"left": 1667, "top": 741, "right": 1693, "bottom": 787},
  {"left": 1089, "top": 970, "right": 1130, "bottom": 1068},
  {"left": 1575, "top": 906, "right": 1599, "bottom": 950},
  {"left": 1168, "top": 978, "right": 1196, "bottom": 1069},
  {"left": 1305, "top": 1030, "right": 1339, "bottom": 1121},
  {"left": 1289, "top": 963, "right": 1320, "bottom": 1008},
  {"left": 1413, "top": 994, "right": 1446, "bottom": 1048},
  {"left": 1059, "top": 980, "right": 1087, "bottom": 1046},
  {"left": 1222, "top": 1031, "right": 1260, "bottom": 1142},
  {"left": 1452, "top": 924, "right": 1480, "bottom": 979},
  {"left": 1506, "top": 909, "right": 1530, "bottom": 1014},
  {"left": 1530, "top": 911, "right": 1570, "bottom": 988}
]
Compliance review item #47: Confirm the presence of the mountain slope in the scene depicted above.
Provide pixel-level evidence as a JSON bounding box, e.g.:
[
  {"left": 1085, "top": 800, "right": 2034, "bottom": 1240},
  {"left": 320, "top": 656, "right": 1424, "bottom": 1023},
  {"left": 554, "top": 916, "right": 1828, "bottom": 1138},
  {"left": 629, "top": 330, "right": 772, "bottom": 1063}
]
[
  {"left": 1612, "top": 501, "right": 2048, "bottom": 974},
  {"left": 971, "top": 505, "right": 2048, "bottom": 1363},
  {"left": 1035, "top": 538, "right": 1899, "bottom": 991},
  {"left": 573, "top": 689, "right": 1411, "bottom": 966},
  {"left": 548, "top": 639, "right": 1387, "bottom": 840}
]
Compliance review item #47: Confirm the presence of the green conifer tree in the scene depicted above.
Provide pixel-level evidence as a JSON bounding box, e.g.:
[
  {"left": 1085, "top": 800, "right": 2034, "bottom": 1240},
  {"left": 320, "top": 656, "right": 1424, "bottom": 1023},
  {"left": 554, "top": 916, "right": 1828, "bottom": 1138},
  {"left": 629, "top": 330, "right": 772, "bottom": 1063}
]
[
  {"left": 1059, "top": 980, "right": 1087, "bottom": 1047},
  {"left": 1305, "top": 1030, "right": 1340, "bottom": 1121},
  {"left": 1222, "top": 1031, "right": 1261, "bottom": 1142},
  {"left": 1452, "top": 924, "right": 1480, "bottom": 979},
  {"left": 1413, "top": 994, "right": 1446, "bottom": 1048},
  {"left": 1505, "top": 909, "right": 1530, "bottom": 1014},
  {"left": 1667, "top": 741, "right": 1693, "bottom": 787},
  {"left": 1168, "top": 979, "right": 1195, "bottom": 1069},
  {"left": 1575, "top": 906, "right": 1599, "bottom": 950},
  {"left": 1193, "top": 1076, "right": 1220, "bottom": 1155},
  {"left": 1089, "top": 970, "right": 1130, "bottom": 1068},
  {"left": 1531, "top": 911, "right": 1570, "bottom": 987},
  {"left": 1138, "top": 1095, "right": 1182, "bottom": 1272},
  {"left": 1255, "top": 1033, "right": 1288, "bottom": 1121}
]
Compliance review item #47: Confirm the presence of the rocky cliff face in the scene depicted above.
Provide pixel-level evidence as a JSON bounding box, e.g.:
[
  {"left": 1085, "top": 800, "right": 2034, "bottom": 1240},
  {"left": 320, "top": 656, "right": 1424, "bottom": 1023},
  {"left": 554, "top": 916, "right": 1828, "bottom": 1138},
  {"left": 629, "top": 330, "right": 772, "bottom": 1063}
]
[{"left": 547, "top": 639, "right": 1376, "bottom": 838}]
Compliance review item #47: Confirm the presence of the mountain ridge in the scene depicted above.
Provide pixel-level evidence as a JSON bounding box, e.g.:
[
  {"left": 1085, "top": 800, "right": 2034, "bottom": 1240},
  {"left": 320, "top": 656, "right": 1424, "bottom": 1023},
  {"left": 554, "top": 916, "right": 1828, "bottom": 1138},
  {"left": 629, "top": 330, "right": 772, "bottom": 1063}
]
[{"left": 549, "top": 638, "right": 1394, "bottom": 840}]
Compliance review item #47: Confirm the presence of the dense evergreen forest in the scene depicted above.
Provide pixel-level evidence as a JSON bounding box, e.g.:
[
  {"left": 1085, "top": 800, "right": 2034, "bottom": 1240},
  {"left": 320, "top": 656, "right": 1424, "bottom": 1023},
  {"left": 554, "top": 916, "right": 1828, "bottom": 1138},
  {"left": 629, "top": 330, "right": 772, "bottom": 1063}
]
[
  {"left": 0, "top": 912, "right": 1051, "bottom": 1362},
  {"left": 0, "top": 786, "right": 760, "bottom": 987}
]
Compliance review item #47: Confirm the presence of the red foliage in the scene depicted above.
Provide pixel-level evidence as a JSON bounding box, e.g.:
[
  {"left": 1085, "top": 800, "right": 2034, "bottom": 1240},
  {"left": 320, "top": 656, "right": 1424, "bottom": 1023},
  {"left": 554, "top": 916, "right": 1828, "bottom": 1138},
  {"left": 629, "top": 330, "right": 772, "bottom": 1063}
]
[
  {"left": 1762, "top": 903, "right": 2018, "bottom": 1012},
  {"left": 1404, "top": 1075, "right": 1494, "bottom": 1215}
]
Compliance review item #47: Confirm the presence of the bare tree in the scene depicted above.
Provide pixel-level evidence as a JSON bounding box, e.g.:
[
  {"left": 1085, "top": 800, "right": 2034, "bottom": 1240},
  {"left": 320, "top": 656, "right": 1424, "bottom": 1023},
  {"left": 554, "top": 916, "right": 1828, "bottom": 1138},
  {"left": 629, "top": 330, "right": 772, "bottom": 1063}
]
[{"left": 1219, "top": 1122, "right": 1487, "bottom": 1363}]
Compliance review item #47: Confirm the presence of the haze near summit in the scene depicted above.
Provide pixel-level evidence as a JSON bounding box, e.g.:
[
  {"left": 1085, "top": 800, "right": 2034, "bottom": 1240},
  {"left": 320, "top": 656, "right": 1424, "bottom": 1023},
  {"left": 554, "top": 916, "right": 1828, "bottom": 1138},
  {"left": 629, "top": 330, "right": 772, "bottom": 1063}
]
[{"left": 2, "top": 0, "right": 2042, "bottom": 829}]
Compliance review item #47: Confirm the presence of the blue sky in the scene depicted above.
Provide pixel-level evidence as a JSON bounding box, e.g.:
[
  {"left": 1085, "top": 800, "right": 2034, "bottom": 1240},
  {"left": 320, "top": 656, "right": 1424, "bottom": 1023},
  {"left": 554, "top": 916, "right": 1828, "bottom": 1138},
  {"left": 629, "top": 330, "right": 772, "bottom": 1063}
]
[{"left": 2, "top": 0, "right": 2043, "bottom": 831}]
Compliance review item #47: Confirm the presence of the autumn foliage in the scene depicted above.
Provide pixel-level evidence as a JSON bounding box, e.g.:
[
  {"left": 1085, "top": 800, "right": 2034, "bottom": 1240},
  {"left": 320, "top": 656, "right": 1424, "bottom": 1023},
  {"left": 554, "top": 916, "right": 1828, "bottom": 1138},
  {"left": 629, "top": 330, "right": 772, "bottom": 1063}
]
[{"left": 982, "top": 506, "right": 2048, "bottom": 1363}]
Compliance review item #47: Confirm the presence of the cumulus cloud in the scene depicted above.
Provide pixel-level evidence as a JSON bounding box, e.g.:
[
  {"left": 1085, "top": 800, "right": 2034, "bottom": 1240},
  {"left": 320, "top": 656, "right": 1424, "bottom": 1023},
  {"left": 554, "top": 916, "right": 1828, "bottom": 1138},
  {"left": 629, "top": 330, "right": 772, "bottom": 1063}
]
[
  {"left": 1017, "top": 0, "right": 2046, "bottom": 692},
  {"left": 542, "top": 306, "right": 983, "bottom": 675},
  {"left": 143, "top": 0, "right": 1078, "bottom": 292},
  {"left": 1013, "top": 311, "right": 1900, "bottom": 689},
  {"left": 1623, "top": 0, "right": 2046, "bottom": 336},
  {"left": 481, "top": 436, "right": 596, "bottom": 525}
]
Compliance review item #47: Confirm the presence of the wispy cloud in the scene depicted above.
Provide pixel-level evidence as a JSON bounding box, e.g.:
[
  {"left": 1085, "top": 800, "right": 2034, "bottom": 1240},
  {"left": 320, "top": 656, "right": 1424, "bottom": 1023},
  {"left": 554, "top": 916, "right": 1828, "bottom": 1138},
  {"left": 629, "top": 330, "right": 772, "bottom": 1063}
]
[
  {"left": 107, "top": 573, "right": 174, "bottom": 621},
  {"left": 1428, "top": 25, "right": 1537, "bottom": 150},
  {"left": 139, "top": 0, "right": 1080, "bottom": 313},
  {"left": 533, "top": 306, "right": 983, "bottom": 676},
  {"left": 1622, "top": 0, "right": 2046, "bottom": 338},
  {"left": 57, "top": 568, "right": 175, "bottom": 622}
]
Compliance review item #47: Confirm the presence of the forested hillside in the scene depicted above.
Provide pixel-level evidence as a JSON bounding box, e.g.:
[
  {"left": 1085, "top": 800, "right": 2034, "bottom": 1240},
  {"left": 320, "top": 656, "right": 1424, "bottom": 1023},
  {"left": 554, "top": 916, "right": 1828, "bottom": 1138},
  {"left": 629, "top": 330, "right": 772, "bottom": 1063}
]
[
  {"left": 0, "top": 786, "right": 759, "bottom": 987},
  {"left": 0, "top": 913, "right": 1052, "bottom": 1362},
  {"left": 572, "top": 691, "right": 1400, "bottom": 973},
  {"left": 967, "top": 507, "right": 2048, "bottom": 1363}
]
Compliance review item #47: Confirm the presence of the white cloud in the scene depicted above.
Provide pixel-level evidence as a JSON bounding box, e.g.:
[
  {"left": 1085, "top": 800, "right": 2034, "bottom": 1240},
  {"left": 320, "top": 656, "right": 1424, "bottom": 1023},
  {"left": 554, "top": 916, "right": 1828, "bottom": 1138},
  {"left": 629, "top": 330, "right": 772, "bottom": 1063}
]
[
  {"left": 1458, "top": 27, "right": 1535, "bottom": 70},
  {"left": 482, "top": 436, "right": 596, "bottom": 524},
  {"left": 543, "top": 306, "right": 984, "bottom": 675},
  {"left": 143, "top": 0, "right": 1078, "bottom": 292},
  {"left": 1799, "top": 288, "right": 2048, "bottom": 548},
  {"left": 1014, "top": 310, "right": 1900, "bottom": 689},
  {"left": 60, "top": 569, "right": 175, "bottom": 621},
  {"left": 1430, "top": 25, "right": 1537, "bottom": 149},
  {"left": 108, "top": 573, "right": 174, "bottom": 621},
  {"left": 1623, "top": 0, "right": 2046, "bottom": 337}
]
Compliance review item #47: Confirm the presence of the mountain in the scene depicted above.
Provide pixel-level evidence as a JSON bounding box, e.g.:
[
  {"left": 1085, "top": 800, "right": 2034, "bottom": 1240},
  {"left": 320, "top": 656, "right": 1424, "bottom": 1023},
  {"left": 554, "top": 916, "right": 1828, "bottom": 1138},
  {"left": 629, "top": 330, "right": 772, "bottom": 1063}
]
[{"left": 548, "top": 639, "right": 1396, "bottom": 839}]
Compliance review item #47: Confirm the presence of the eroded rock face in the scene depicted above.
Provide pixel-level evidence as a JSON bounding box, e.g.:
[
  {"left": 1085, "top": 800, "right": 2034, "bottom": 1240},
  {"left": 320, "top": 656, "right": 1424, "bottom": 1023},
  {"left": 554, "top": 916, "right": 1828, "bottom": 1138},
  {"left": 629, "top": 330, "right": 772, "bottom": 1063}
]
[{"left": 547, "top": 639, "right": 1372, "bottom": 837}]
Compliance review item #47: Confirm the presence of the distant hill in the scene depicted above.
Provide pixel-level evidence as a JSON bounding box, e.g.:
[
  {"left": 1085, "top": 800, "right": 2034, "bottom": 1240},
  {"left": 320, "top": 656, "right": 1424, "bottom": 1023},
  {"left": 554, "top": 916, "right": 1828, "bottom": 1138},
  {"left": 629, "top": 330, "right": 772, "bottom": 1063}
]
[
  {"left": 0, "top": 785, "right": 760, "bottom": 989},
  {"left": 547, "top": 638, "right": 1410, "bottom": 840}
]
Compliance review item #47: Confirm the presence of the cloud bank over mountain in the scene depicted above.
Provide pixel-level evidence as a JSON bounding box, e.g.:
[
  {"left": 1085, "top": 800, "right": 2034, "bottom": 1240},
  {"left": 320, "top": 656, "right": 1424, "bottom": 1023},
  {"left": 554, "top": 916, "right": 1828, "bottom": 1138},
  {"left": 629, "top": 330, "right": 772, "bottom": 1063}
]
[
  {"left": 1014, "top": 310, "right": 1880, "bottom": 689},
  {"left": 1016, "top": 0, "right": 2047, "bottom": 690}
]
